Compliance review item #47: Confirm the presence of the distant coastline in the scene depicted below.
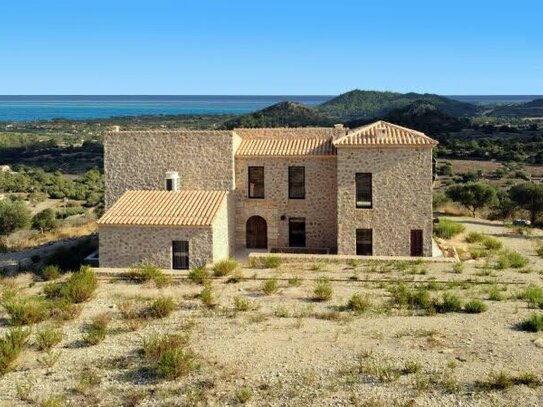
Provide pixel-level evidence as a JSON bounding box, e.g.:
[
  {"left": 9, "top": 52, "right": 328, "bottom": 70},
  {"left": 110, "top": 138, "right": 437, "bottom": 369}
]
[{"left": 0, "top": 94, "right": 541, "bottom": 122}]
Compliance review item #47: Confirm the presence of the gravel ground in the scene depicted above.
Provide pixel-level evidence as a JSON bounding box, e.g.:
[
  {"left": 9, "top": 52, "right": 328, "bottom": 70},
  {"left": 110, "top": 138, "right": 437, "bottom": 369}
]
[{"left": 0, "top": 217, "right": 542, "bottom": 406}]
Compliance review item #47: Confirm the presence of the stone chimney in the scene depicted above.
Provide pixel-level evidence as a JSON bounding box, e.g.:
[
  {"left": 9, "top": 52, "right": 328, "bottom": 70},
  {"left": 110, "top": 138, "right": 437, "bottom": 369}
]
[
  {"left": 333, "top": 123, "right": 347, "bottom": 139},
  {"left": 112, "top": 125, "right": 120, "bottom": 132}
]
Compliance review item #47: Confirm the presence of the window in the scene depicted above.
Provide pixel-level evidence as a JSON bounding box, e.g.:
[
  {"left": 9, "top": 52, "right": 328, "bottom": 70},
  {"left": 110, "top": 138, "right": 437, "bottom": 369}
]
[
  {"left": 356, "top": 229, "right": 372, "bottom": 256},
  {"left": 410, "top": 230, "right": 423, "bottom": 256},
  {"left": 248, "top": 166, "right": 264, "bottom": 198},
  {"left": 355, "top": 173, "right": 372, "bottom": 208},
  {"left": 172, "top": 241, "right": 189, "bottom": 269},
  {"left": 289, "top": 166, "right": 305, "bottom": 199},
  {"left": 166, "top": 178, "right": 174, "bottom": 191},
  {"left": 289, "top": 218, "right": 306, "bottom": 247}
]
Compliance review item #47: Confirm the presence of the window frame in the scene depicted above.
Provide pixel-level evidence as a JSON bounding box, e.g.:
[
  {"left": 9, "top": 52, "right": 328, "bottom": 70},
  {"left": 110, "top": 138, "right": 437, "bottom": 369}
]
[
  {"left": 356, "top": 228, "right": 373, "bottom": 256},
  {"left": 248, "top": 166, "right": 265, "bottom": 199},
  {"left": 355, "top": 173, "right": 372, "bottom": 209},
  {"left": 288, "top": 166, "right": 305, "bottom": 200}
]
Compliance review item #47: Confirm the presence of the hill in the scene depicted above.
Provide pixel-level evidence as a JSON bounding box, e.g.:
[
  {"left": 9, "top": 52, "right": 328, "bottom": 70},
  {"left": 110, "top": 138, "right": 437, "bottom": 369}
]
[
  {"left": 223, "top": 101, "right": 333, "bottom": 129},
  {"left": 489, "top": 98, "right": 543, "bottom": 117},
  {"left": 316, "top": 90, "right": 477, "bottom": 119}
]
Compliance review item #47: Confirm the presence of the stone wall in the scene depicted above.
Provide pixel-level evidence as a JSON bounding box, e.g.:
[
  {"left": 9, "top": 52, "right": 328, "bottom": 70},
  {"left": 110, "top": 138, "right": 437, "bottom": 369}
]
[
  {"left": 99, "top": 225, "right": 213, "bottom": 269},
  {"left": 336, "top": 147, "right": 433, "bottom": 256},
  {"left": 104, "top": 130, "right": 235, "bottom": 208},
  {"left": 234, "top": 157, "right": 337, "bottom": 250}
]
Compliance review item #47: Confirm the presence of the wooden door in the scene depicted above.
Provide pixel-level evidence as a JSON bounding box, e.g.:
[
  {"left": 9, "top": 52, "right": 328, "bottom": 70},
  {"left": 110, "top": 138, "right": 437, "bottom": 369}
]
[
  {"left": 410, "top": 230, "right": 423, "bottom": 256},
  {"left": 246, "top": 216, "right": 267, "bottom": 249}
]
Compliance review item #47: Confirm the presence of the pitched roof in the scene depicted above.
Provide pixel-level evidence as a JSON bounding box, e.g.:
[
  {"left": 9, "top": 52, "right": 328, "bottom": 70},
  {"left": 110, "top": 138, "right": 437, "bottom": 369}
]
[
  {"left": 97, "top": 190, "right": 227, "bottom": 227},
  {"left": 334, "top": 121, "right": 438, "bottom": 147},
  {"left": 236, "top": 138, "right": 336, "bottom": 157}
]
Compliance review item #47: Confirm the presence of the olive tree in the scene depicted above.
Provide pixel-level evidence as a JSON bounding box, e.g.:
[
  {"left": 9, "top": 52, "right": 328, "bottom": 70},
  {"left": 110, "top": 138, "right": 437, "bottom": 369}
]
[
  {"left": 445, "top": 182, "right": 498, "bottom": 217},
  {"left": 509, "top": 182, "right": 543, "bottom": 224},
  {"left": 0, "top": 199, "right": 31, "bottom": 235}
]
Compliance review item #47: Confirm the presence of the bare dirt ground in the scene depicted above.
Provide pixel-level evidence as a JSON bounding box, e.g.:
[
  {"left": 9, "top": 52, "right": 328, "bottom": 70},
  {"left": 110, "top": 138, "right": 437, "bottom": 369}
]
[{"left": 0, "top": 218, "right": 543, "bottom": 406}]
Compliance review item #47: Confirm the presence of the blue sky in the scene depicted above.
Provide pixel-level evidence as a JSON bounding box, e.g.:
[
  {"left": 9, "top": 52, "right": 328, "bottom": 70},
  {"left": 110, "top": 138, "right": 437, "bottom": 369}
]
[{"left": 1, "top": 0, "right": 542, "bottom": 95}]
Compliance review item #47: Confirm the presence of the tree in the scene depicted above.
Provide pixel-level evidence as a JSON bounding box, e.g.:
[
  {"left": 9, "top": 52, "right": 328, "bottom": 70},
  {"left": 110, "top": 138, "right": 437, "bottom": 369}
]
[
  {"left": 32, "top": 208, "right": 59, "bottom": 232},
  {"left": 446, "top": 182, "right": 498, "bottom": 217},
  {"left": 0, "top": 200, "right": 31, "bottom": 235},
  {"left": 509, "top": 182, "right": 543, "bottom": 224}
]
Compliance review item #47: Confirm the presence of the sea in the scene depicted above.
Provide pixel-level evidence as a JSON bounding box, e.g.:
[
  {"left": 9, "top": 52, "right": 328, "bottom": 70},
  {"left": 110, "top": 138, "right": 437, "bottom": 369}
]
[{"left": 0, "top": 95, "right": 541, "bottom": 122}]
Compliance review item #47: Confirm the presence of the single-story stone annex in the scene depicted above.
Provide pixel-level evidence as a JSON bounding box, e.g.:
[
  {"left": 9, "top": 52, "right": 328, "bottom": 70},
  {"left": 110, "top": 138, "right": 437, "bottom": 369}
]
[{"left": 97, "top": 121, "right": 438, "bottom": 269}]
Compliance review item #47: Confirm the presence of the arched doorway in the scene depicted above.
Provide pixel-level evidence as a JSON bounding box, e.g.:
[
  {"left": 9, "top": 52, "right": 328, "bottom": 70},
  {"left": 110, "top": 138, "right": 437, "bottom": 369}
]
[{"left": 246, "top": 216, "right": 267, "bottom": 249}]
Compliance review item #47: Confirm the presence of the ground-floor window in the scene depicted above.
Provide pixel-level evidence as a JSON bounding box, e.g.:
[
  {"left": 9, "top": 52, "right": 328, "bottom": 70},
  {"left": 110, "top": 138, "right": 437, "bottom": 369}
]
[
  {"left": 172, "top": 240, "right": 189, "bottom": 269},
  {"left": 289, "top": 218, "right": 306, "bottom": 247},
  {"left": 410, "top": 229, "right": 423, "bottom": 256},
  {"left": 356, "top": 229, "right": 372, "bottom": 255}
]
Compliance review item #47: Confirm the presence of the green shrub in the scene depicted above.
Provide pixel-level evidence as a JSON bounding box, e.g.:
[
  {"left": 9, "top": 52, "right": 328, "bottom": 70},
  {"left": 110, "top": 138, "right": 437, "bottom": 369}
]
[
  {"left": 0, "top": 200, "right": 31, "bottom": 235},
  {"left": 465, "top": 232, "right": 484, "bottom": 243},
  {"left": 0, "top": 328, "right": 30, "bottom": 375},
  {"left": 482, "top": 236, "right": 502, "bottom": 250},
  {"left": 536, "top": 242, "right": 543, "bottom": 258},
  {"left": 42, "top": 265, "right": 61, "bottom": 281},
  {"left": 62, "top": 266, "right": 98, "bottom": 303},
  {"left": 233, "top": 296, "right": 250, "bottom": 312},
  {"left": 83, "top": 313, "right": 110, "bottom": 345},
  {"left": 520, "top": 284, "right": 543, "bottom": 308},
  {"left": 212, "top": 258, "right": 238, "bottom": 277},
  {"left": 261, "top": 255, "right": 281, "bottom": 269},
  {"left": 262, "top": 278, "right": 279, "bottom": 295},
  {"left": 515, "top": 371, "right": 540, "bottom": 387},
  {"left": 125, "top": 264, "right": 170, "bottom": 287},
  {"left": 496, "top": 250, "right": 529, "bottom": 269},
  {"left": 469, "top": 247, "right": 489, "bottom": 259},
  {"left": 346, "top": 293, "right": 371, "bottom": 313},
  {"left": 146, "top": 296, "right": 175, "bottom": 319},
  {"left": 3, "top": 296, "right": 49, "bottom": 325},
  {"left": 32, "top": 208, "right": 59, "bottom": 232},
  {"left": 435, "top": 292, "right": 463, "bottom": 313},
  {"left": 235, "top": 387, "right": 253, "bottom": 404},
  {"left": 464, "top": 299, "right": 488, "bottom": 313},
  {"left": 388, "top": 283, "right": 433, "bottom": 311},
  {"left": 199, "top": 285, "right": 216, "bottom": 308},
  {"left": 520, "top": 313, "right": 543, "bottom": 332},
  {"left": 313, "top": 279, "right": 333, "bottom": 302},
  {"left": 35, "top": 326, "right": 64, "bottom": 351},
  {"left": 142, "top": 334, "right": 189, "bottom": 362},
  {"left": 487, "top": 285, "right": 505, "bottom": 301},
  {"left": 452, "top": 263, "right": 464, "bottom": 274},
  {"left": 187, "top": 266, "right": 210, "bottom": 285},
  {"left": 49, "top": 299, "right": 81, "bottom": 321},
  {"left": 434, "top": 219, "right": 465, "bottom": 239},
  {"left": 156, "top": 348, "right": 198, "bottom": 379}
]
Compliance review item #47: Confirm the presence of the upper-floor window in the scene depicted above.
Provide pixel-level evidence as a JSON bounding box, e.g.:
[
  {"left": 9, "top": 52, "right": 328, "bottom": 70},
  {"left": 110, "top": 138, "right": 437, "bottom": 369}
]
[
  {"left": 289, "top": 166, "right": 305, "bottom": 199},
  {"left": 355, "top": 173, "right": 372, "bottom": 208},
  {"left": 248, "top": 166, "right": 264, "bottom": 198}
]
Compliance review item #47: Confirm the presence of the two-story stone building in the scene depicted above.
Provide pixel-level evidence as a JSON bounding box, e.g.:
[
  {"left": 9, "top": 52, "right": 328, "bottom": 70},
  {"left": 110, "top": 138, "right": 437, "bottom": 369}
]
[{"left": 97, "top": 121, "right": 437, "bottom": 269}]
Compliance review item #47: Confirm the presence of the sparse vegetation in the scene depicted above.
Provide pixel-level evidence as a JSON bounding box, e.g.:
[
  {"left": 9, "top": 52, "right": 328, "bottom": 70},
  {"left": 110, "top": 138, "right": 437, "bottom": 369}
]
[
  {"left": 3, "top": 296, "right": 49, "bottom": 325},
  {"left": 145, "top": 296, "right": 175, "bottom": 319},
  {"left": 125, "top": 264, "right": 170, "bottom": 287},
  {"left": 187, "top": 266, "right": 210, "bottom": 284},
  {"left": 35, "top": 327, "right": 64, "bottom": 351},
  {"left": 142, "top": 333, "right": 197, "bottom": 379},
  {"left": 313, "top": 279, "right": 333, "bottom": 301},
  {"left": 262, "top": 278, "right": 279, "bottom": 295},
  {"left": 212, "top": 258, "right": 238, "bottom": 277},
  {"left": 464, "top": 299, "right": 488, "bottom": 314},
  {"left": 83, "top": 313, "right": 110, "bottom": 345},
  {"left": 199, "top": 285, "right": 217, "bottom": 308},
  {"left": 0, "top": 328, "right": 30, "bottom": 375},
  {"left": 346, "top": 293, "right": 371, "bottom": 313},
  {"left": 434, "top": 219, "right": 465, "bottom": 239},
  {"left": 520, "top": 313, "right": 543, "bottom": 332}
]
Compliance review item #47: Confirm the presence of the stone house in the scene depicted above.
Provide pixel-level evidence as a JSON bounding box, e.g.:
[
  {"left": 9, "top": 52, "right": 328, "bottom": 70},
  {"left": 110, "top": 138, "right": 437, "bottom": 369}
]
[{"left": 98, "top": 121, "right": 438, "bottom": 269}]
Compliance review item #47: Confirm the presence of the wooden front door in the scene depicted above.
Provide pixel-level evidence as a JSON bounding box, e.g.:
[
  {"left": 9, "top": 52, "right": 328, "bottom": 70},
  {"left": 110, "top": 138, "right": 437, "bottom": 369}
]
[
  {"left": 410, "top": 230, "right": 423, "bottom": 256},
  {"left": 246, "top": 216, "right": 267, "bottom": 249}
]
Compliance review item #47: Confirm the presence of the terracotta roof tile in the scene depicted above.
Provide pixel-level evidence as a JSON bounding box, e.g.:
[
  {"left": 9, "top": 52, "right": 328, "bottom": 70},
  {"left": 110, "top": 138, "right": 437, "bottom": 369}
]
[
  {"left": 334, "top": 121, "right": 438, "bottom": 147},
  {"left": 97, "top": 190, "right": 227, "bottom": 227},
  {"left": 236, "top": 138, "right": 336, "bottom": 157}
]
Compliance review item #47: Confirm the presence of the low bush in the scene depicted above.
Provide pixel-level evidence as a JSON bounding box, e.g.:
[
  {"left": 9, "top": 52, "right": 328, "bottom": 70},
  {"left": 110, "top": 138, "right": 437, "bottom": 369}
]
[
  {"left": 487, "top": 285, "right": 505, "bottom": 301},
  {"left": 482, "top": 236, "right": 502, "bottom": 251},
  {"left": 233, "top": 296, "right": 250, "bottom": 312},
  {"left": 520, "top": 313, "right": 543, "bottom": 332},
  {"left": 313, "top": 279, "right": 333, "bottom": 302},
  {"left": 126, "top": 264, "right": 171, "bottom": 288},
  {"left": 452, "top": 263, "right": 464, "bottom": 274},
  {"left": 436, "top": 292, "right": 463, "bottom": 313},
  {"left": 520, "top": 284, "right": 543, "bottom": 309},
  {"left": 465, "top": 232, "right": 484, "bottom": 243},
  {"left": 346, "top": 293, "right": 371, "bottom": 313},
  {"left": 41, "top": 265, "right": 61, "bottom": 281},
  {"left": 35, "top": 326, "right": 64, "bottom": 351},
  {"left": 434, "top": 219, "right": 465, "bottom": 239},
  {"left": 3, "top": 297, "right": 49, "bottom": 325},
  {"left": 199, "top": 285, "right": 216, "bottom": 308},
  {"left": 62, "top": 266, "right": 98, "bottom": 303},
  {"left": 0, "top": 328, "right": 30, "bottom": 375},
  {"left": 212, "top": 259, "right": 238, "bottom": 277},
  {"left": 142, "top": 333, "right": 189, "bottom": 362},
  {"left": 496, "top": 250, "right": 529, "bottom": 269},
  {"left": 83, "top": 313, "right": 110, "bottom": 345},
  {"left": 235, "top": 387, "right": 253, "bottom": 404},
  {"left": 261, "top": 255, "right": 281, "bottom": 269},
  {"left": 388, "top": 283, "right": 432, "bottom": 311},
  {"left": 142, "top": 333, "right": 197, "bottom": 379},
  {"left": 469, "top": 247, "right": 489, "bottom": 259},
  {"left": 187, "top": 266, "right": 210, "bottom": 285},
  {"left": 49, "top": 299, "right": 81, "bottom": 321},
  {"left": 145, "top": 296, "right": 175, "bottom": 319},
  {"left": 262, "top": 278, "right": 279, "bottom": 295},
  {"left": 464, "top": 299, "right": 488, "bottom": 314}
]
